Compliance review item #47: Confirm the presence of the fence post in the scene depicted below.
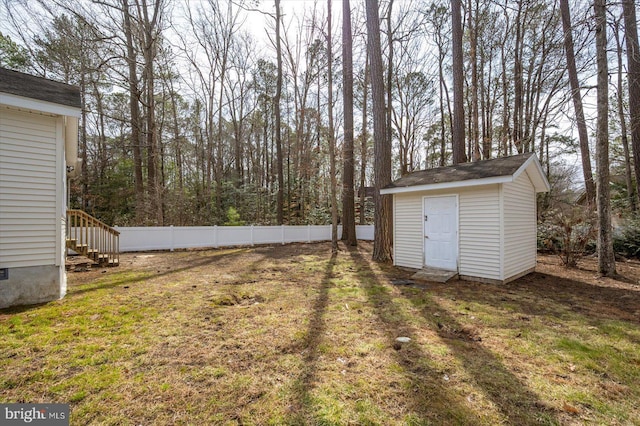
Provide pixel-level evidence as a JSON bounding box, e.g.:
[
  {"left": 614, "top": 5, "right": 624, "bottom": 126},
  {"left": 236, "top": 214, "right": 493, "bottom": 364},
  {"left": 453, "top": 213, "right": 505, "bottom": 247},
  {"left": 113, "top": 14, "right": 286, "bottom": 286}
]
[
  {"left": 214, "top": 225, "right": 218, "bottom": 248},
  {"left": 307, "top": 225, "right": 311, "bottom": 243},
  {"left": 170, "top": 225, "right": 174, "bottom": 252},
  {"left": 251, "top": 225, "right": 254, "bottom": 246},
  {"left": 281, "top": 225, "right": 285, "bottom": 245}
]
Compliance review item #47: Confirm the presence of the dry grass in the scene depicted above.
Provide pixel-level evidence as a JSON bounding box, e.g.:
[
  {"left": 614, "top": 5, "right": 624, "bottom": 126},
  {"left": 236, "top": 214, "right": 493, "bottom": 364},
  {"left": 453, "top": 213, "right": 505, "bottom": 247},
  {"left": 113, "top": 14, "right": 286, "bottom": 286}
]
[{"left": 1, "top": 242, "right": 640, "bottom": 425}]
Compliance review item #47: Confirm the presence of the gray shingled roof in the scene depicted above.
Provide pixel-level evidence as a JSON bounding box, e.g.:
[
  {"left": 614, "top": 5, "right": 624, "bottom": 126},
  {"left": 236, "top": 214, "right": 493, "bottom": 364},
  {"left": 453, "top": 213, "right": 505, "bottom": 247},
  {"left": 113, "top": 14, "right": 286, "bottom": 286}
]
[
  {"left": 0, "top": 67, "right": 81, "bottom": 109},
  {"left": 385, "top": 153, "right": 535, "bottom": 189}
]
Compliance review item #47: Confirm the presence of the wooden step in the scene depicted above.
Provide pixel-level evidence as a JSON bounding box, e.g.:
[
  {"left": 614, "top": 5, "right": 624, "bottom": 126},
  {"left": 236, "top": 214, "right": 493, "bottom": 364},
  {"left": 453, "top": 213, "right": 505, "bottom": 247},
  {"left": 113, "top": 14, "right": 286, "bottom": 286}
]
[
  {"left": 74, "top": 244, "right": 88, "bottom": 255},
  {"left": 66, "top": 238, "right": 77, "bottom": 248},
  {"left": 66, "top": 209, "right": 120, "bottom": 269}
]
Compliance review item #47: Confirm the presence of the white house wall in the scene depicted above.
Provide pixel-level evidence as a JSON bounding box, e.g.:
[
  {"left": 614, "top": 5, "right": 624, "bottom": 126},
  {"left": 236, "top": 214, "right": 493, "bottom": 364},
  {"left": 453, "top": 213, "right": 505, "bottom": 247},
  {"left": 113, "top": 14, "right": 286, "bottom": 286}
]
[
  {"left": 457, "top": 185, "right": 502, "bottom": 281},
  {"left": 0, "top": 107, "right": 59, "bottom": 268},
  {"left": 502, "top": 170, "right": 537, "bottom": 280},
  {"left": 393, "top": 193, "right": 424, "bottom": 269}
]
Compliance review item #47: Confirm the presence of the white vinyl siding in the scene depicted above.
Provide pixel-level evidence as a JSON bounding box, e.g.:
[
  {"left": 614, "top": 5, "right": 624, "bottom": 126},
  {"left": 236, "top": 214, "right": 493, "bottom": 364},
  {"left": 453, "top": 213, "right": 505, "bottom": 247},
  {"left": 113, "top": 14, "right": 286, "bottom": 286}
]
[
  {"left": 502, "top": 172, "right": 536, "bottom": 279},
  {"left": 393, "top": 193, "right": 424, "bottom": 269},
  {"left": 458, "top": 186, "right": 502, "bottom": 280},
  {"left": 0, "top": 108, "right": 58, "bottom": 267}
]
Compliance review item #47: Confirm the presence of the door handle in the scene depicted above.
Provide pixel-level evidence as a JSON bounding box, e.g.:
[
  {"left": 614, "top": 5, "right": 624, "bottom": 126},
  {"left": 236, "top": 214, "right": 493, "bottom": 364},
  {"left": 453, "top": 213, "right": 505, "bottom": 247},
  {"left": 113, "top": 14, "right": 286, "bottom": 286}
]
[{"left": 424, "top": 235, "right": 429, "bottom": 239}]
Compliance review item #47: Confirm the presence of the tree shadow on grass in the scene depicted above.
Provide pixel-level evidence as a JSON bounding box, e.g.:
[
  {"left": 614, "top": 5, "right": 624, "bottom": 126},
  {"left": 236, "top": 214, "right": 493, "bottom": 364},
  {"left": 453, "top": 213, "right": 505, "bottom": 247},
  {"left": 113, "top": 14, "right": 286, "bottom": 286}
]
[
  {"left": 285, "top": 252, "right": 336, "bottom": 424},
  {"left": 396, "top": 285, "right": 561, "bottom": 425},
  {"left": 347, "top": 246, "right": 483, "bottom": 424},
  {"left": 67, "top": 249, "right": 250, "bottom": 297},
  {"left": 509, "top": 272, "right": 640, "bottom": 324},
  {"left": 426, "top": 271, "right": 640, "bottom": 344},
  {"left": 433, "top": 272, "right": 640, "bottom": 370}
]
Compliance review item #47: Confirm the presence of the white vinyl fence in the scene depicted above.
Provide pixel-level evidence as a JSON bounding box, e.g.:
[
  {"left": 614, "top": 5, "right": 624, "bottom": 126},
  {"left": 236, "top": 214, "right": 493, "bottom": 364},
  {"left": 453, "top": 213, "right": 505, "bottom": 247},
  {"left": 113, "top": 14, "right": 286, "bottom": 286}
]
[{"left": 114, "top": 225, "right": 374, "bottom": 252}]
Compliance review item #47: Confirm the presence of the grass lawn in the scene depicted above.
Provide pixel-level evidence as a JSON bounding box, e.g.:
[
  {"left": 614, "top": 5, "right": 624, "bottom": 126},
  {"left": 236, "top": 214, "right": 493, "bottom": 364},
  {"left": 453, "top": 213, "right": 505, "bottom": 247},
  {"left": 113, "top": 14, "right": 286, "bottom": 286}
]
[{"left": 1, "top": 241, "right": 640, "bottom": 425}]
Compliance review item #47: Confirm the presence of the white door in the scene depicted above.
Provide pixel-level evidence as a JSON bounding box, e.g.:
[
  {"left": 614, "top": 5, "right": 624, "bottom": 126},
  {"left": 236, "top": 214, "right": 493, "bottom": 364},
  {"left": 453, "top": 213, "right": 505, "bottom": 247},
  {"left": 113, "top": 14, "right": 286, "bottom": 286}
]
[{"left": 424, "top": 196, "right": 458, "bottom": 271}]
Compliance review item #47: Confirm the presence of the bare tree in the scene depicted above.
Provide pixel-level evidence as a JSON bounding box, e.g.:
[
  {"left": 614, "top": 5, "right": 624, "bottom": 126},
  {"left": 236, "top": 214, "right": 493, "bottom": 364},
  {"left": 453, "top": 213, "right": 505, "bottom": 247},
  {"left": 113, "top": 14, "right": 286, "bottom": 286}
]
[
  {"left": 594, "top": 0, "right": 616, "bottom": 276},
  {"left": 386, "top": 0, "right": 394, "bottom": 163},
  {"left": 327, "top": 0, "right": 338, "bottom": 252},
  {"left": 451, "top": 0, "right": 466, "bottom": 164},
  {"left": 612, "top": 12, "right": 636, "bottom": 211},
  {"left": 512, "top": 0, "right": 525, "bottom": 153},
  {"left": 623, "top": 0, "right": 640, "bottom": 196},
  {"left": 274, "top": 0, "right": 284, "bottom": 224},
  {"left": 560, "top": 0, "right": 595, "bottom": 206},
  {"left": 468, "top": 0, "right": 480, "bottom": 161},
  {"left": 138, "top": 0, "right": 164, "bottom": 225},
  {"left": 359, "top": 61, "right": 370, "bottom": 225},
  {"left": 425, "top": 3, "right": 451, "bottom": 166},
  {"left": 341, "top": 0, "right": 357, "bottom": 245},
  {"left": 366, "top": 0, "right": 392, "bottom": 262},
  {"left": 122, "top": 0, "right": 145, "bottom": 222}
]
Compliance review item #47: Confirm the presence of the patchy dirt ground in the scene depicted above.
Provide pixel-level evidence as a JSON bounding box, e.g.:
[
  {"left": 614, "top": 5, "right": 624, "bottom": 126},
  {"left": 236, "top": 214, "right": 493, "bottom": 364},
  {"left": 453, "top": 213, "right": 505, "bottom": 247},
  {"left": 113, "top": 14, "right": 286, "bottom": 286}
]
[
  {"left": 3, "top": 242, "right": 639, "bottom": 425},
  {"left": 78, "top": 244, "right": 640, "bottom": 324},
  {"left": 522, "top": 255, "right": 640, "bottom": 322}
]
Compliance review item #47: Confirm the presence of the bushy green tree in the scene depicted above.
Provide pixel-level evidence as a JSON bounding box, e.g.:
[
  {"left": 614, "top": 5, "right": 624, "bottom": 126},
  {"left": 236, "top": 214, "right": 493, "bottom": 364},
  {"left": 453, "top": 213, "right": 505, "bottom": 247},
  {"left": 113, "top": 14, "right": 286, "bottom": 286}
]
[
  {"left": 0, "top": 32, "right": 30, "bottom": 71},
  {"left": 224, "top": 207, "right": 245, "bottom": 226}
]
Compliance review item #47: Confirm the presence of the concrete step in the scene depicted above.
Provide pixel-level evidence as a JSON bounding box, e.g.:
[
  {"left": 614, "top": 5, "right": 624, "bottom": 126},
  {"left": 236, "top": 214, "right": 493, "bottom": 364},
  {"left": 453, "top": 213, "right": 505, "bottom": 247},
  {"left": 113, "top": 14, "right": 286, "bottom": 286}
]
[{"left": 411, "top": 267, "right": 458, "bottom": 283}]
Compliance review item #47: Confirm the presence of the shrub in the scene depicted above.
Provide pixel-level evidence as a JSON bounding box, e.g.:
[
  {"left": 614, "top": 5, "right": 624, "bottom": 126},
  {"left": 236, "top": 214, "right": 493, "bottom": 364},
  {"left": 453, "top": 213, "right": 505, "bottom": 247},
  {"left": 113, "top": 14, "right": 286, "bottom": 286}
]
[
  {"left": 537, "top": 208, "right": 596, "bottom": 267},
  {"left": 613, "top": 218, "right": 640, "bottom": 259},
  {"left": 224, "top": 207, "right": 245, "bottom": 226}
]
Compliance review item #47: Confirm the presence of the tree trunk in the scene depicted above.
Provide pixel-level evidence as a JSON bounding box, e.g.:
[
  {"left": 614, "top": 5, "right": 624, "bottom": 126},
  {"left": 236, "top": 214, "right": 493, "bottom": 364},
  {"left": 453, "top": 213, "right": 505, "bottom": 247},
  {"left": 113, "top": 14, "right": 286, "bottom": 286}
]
[
  {"left": 613, "top": 14, "right": 637, "bottom": 211},
  {"left": 468, "top": 0, "right": 480, "bottom": 161},
  {"left": 451, "top": 0, "right": 466, "bottom": 164},
  {"left": 386, "top": 0, "right": 394, "bottom": 163},
  {"left": 437, "top": 29, "right": 447, "bottom": 166},
  {"left": 275, "top": 0, "right": 284, "bottom": 224},
  {"left": 513, "top": 1, "right": 524, "bottom": 153},
  {"left": 341, "top": 0, "right": 357, "bottom": 245},
  {"left": 140, "top": 0, "right": 162, "bottom": 225},
  {"left": 594, "top": 0, "right": 616, "bottom": 276},
  {"left": 327, "top": 0, "right": 338, "bottom": 253},
  {"left": 122, "top": 0, "right": 144, "bottom": 223},
  {"left": 366, "top": 0, "right": 392, "bottom": 262},
  {"left": 623, "top": 0, "right": 640, "bottom": 199},
  {"left": 360, "top": 61, "right": 369, "bottom": 225},
  {"left": 560, "top": 0, "right": 595, "bottom": 206},
  {"left": 79, "top": 69, "right": 88, "bottom": 211},
  {"left": 500, "top": 20, "right": 510, "bottom": 156}
]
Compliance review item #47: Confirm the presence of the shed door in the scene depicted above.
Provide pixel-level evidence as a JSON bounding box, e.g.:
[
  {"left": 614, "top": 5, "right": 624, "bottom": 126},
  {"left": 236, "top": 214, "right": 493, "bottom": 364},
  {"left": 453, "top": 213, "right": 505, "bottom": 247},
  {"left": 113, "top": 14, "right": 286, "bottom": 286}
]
[{"left": 424, "top": 196, "right": 458, "bottom": 271}]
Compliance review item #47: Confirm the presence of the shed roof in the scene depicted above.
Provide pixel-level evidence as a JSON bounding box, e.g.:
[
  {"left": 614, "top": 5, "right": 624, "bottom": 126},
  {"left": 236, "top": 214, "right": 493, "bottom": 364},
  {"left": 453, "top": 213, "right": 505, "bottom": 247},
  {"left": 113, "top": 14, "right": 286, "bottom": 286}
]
[
  {"left": 0, "top": 67, "right": 81, "bottom": 109},
  {"left": 381, "top": 153, "right": 550, "bottom": 195}
]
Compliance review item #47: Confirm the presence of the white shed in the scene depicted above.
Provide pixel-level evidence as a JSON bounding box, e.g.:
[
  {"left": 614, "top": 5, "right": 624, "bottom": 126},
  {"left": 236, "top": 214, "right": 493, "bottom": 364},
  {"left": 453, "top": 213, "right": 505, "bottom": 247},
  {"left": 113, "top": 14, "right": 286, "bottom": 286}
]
[
  {"left": 380, "top": 153, "right": 550, "bottom": 284},
  {"left": 0, "top": 68, "right": 81, "bottom": 308}
]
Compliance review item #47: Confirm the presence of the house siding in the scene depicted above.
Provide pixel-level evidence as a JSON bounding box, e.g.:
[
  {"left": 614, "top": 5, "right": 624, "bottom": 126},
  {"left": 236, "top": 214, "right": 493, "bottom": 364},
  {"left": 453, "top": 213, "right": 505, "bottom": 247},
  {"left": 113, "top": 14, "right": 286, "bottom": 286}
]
[
  {"left": 0, "top": 107, "right": 58, "bottom": 268},
  {"left": 458, "top": 185, "right": 502, "bottom": 280},
  {"left": 502, "top": 171, "right": 537, "bottom": 279},
  {"left": 393, "top": 193, "right": 424, "bottom": 269}
]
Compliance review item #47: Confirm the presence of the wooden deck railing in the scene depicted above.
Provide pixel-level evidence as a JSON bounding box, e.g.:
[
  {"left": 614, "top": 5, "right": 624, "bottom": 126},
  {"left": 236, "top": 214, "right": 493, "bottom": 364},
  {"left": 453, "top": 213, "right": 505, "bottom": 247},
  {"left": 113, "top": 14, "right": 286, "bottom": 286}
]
[{"left": 66, "top": 209, "right": 120, "bottom": 266}]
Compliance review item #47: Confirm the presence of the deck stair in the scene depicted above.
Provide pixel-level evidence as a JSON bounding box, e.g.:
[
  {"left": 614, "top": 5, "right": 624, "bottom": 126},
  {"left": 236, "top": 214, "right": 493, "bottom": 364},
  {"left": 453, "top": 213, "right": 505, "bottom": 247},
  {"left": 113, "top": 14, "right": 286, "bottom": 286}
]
[{"left": 66, "top": 209, "right": 120, "bottom": 267}]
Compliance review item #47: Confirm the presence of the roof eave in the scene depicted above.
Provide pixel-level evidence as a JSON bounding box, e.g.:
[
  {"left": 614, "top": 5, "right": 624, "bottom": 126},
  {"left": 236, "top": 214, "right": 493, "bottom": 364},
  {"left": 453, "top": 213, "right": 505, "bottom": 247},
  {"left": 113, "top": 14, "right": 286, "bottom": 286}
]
[
  {"left": 380, "top": 175, "right": 512, "bottom": 195},
  {"left": 512, "top": 154, "right": 551, "bottom": 193},
  {"left": 0, "top": 92, "right": 81, "bottom": 117}
]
